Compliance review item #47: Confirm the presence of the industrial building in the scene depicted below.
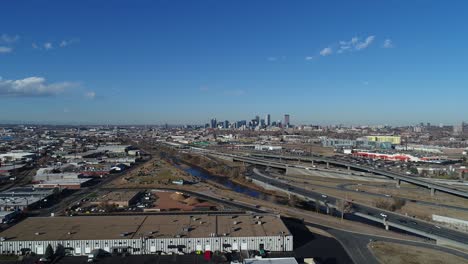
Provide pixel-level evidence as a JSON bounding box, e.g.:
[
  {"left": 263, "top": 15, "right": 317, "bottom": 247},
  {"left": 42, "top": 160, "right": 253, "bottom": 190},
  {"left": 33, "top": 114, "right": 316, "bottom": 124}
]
[
  {"left": 0, "top": 214, "right": 293, "bottom": 256},
  {"left": 0, "top": 187, "right": 58, "bottom": 211},
  {"left": 0, "top": 152, "right": 36, "bottom": 164},
  {"left": 90, "top": 190, "right": 142, "bottom": 208},
  {"left": 321, "top": 138, "right": 393, "bottom": 150},
  {"left": 366, "top": 135, "right": 401, "bottom": 145}
]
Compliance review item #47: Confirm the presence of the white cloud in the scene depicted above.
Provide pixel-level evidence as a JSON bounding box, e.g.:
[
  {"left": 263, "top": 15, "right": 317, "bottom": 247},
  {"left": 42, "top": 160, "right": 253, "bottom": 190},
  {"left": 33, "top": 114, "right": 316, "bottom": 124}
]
[
  {"left": 0, "top": 76, "right": 77, "bottom": 97},
  {"left": 44, "top": 42, "right": 53, "bottom": 50},
  {"left": 0, "top": 34, "right": 19, "bottom": 44},
  {"left": 59, "top": 39, "right": 79, "bottom": 48},
  {"left": 0, "top": 47, "right": 12, "bottom": 53},
  {"left": 336, "top": 35, "right": 376, "bottom": 54},
  {"left": 383, "top": 39, "right": 393, "bottom": 48},
  {"left": 320, "top": 47, "right": 333, "bottom": 56},
  {"left": 34, "top": 39, "right": 78, "bottom": 51},
  {"left": 355, "top": 36, "right": 375, "bottom": 50},
  {"left": 305, "top": 56, "right": 314, "bottom": 61},
  {"left": 84, "top": 91, "right": 96, "bottom": 99}
]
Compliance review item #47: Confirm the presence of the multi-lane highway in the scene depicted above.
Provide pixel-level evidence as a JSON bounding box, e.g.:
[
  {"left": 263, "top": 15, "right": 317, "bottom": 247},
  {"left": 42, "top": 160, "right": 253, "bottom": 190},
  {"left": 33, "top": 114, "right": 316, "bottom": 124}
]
[
  {"left": 249, "top": 167, "right": 468, "bottom": 249},
  {"left": 204, "top": 150, "right": 467, "bottom": 198},
  {"left": 248, "top": 153, "right": 468, "bottom": 198}
]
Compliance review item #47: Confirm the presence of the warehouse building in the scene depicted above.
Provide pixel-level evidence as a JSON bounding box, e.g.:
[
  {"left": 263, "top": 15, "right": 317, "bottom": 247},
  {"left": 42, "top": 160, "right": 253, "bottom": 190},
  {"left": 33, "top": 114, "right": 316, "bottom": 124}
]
[
  {"left": 366, "top": 135, "right": 401, "bottom": 145},
  {"left": 90, "top": 190, "right": 142, "bottom": 208},
  {"left": 0, "top": 187, "right": 58, "bottom": 211},
  {"left": 0, "top": 214, "right": 292, "bottom": 256}
]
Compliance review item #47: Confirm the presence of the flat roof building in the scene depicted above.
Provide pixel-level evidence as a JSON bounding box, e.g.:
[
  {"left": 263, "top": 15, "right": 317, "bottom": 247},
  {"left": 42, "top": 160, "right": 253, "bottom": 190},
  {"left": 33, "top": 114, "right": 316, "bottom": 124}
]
[
  {"left": 0, "top": 187, "right": 58, "bottom": 211},
  {"left": 90, "top": 190, "right": 142, "bottom": 208},
  {"left": 366, "top": 135, "right": 401, "bottom": 145},
  {"left": 0, "top": 213, "right": 292, "bottom": 256}
]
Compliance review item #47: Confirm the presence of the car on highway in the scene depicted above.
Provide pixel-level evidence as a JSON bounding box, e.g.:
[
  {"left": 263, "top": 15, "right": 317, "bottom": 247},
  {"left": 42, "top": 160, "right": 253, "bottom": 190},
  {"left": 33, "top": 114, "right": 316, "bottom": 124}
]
[
  {"left": 321, "top": 194, "right": 328, "bottom": 198},
  {"left": 380, "top": 213, "right": 388, "bottom": 218}
]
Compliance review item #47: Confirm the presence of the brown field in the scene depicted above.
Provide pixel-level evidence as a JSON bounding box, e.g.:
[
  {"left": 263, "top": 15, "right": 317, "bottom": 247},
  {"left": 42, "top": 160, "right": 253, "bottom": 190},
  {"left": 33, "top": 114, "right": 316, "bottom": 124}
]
[{"left": 369, "top": 241, "right": 468, "bottom": 264}]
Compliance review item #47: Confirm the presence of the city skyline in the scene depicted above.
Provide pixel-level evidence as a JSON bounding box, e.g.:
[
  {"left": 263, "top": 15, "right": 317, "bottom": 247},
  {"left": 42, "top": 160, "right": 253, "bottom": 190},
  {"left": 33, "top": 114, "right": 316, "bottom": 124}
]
[{"left": 2, "top": 1, "right": 468, "bottom": 125}]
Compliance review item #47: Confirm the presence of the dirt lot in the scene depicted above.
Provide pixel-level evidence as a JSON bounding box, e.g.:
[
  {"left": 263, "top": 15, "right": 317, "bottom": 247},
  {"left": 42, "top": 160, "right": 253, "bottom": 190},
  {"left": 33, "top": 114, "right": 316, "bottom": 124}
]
[
  {"left": 369, "top": 241, "right": 468, "bottom": 264},
  {"left": 110, "top": 157, "right": 194, "bottom": 188}
]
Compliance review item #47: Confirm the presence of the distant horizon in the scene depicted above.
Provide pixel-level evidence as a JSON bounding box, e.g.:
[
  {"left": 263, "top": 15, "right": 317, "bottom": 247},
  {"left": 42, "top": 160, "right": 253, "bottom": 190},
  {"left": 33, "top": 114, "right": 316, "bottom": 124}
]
[
  {"left": 2, "top": 1, "right": 468, "bottom": 124},
  {"left": 0, "top": 118, "right": 464, "bottom": 128}
]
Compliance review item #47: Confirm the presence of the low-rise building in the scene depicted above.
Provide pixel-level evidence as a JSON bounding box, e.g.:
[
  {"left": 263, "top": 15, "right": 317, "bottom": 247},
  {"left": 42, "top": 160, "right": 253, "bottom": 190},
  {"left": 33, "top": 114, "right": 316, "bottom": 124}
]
[
  {"left": 90, "top": 191, "right": 142, "bottom": 208},
  {"left": 0, "top": 187, "right": 58, "bottom": 211},
  {"left": 0, "top": 213, "right": 293, "bottom": 256}
]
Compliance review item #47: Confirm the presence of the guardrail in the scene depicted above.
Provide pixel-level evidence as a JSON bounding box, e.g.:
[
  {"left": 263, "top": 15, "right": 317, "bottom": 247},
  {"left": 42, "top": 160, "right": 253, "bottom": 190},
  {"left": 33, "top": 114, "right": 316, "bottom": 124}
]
[{"left": 248, "top": 153, "right": 468, "bottom": 199}]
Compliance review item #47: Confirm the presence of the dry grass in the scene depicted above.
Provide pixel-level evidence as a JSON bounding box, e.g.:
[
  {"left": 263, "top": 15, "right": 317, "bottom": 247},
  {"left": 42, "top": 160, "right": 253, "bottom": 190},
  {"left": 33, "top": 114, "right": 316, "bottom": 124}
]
[
  {"left": 354, "top": 185, "right": 468, "bottom": 208},
  {"left": 110, "top": 157, "right": 192, "bottom": 187},
  {"left": 369, "top": 241, "right": 468, "bottom": 264},
  {"left": 285, "top": 181, "right": 468, "bottom": 221}
]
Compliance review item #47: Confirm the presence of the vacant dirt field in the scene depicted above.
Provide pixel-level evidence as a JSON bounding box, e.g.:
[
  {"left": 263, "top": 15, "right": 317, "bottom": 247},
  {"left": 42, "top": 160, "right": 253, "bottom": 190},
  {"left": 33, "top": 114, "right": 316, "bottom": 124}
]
[{"left": 369, "top": 241, "right": 468, "bottom": 264}]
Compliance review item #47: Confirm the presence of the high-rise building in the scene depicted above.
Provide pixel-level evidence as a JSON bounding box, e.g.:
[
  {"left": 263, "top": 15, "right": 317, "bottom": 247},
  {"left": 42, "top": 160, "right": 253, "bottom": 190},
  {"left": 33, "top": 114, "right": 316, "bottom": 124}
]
[
  {"left": 266, "top": 114, "right": 271, "bottom": 126},
  {"left": 210, "top": 118, "right": 217, "bottom": 129},
  {"left": 454, "top": 122, "right": 465, "bottom": 135},
  {"left": 284, "top": 114, "right": 290, "bottom": 127}
]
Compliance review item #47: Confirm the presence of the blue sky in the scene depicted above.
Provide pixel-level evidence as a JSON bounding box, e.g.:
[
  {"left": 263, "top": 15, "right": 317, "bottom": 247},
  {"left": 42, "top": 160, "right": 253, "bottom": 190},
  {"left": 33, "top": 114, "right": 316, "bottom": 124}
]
[{"left": 1, "top": 0, "right": 468, "bottom": 125}]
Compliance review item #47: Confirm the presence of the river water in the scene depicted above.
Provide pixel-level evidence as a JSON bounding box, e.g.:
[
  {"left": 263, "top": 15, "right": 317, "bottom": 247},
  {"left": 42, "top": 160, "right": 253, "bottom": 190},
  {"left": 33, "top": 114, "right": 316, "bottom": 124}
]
[
  {"left": 163, "top": 153, "right": 263, "bottom": 198},
  {"left": 182, "top": 166, "right": 262, "bottom": 198}
]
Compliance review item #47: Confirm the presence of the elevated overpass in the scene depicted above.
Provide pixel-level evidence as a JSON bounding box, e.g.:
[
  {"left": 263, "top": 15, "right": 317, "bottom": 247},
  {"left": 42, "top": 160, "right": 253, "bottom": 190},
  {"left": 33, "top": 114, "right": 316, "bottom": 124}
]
[
  {"left": 249, "top": 168, "right": 468, "bottom": 250},
  {"left": 189, "top": 148, "right": 468, "bottom": 249},
  {"left": 240, "top": 153, "right": 468, "bottom": 199}
]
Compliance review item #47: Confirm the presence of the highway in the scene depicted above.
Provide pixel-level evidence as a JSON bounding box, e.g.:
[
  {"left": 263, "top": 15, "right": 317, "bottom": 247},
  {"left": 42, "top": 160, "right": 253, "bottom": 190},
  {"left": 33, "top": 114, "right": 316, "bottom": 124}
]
[
  {"left": 248, "top": 153, "right": 468, "bottom": 198},
  {"left": 249, "top": 167, "right": 468, "bottom": 249},
  {"left": 267, "top": 171, "right": 468, "bottom": 212}
]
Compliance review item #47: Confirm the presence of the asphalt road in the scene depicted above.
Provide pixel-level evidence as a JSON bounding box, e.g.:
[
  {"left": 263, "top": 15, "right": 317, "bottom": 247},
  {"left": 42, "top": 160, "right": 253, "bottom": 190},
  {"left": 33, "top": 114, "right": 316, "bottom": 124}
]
[
  {"left": 306, "top": 221, "right": 468, "bottom": 264},
  {"left": 250, "top": 153, "right": 468, "bottom": 198},
  {"left": 251, "top": 168, "right": 468, "bottom": 246},
  {"left": 269, "top": 171, "right": 468, "bottom": 213},
  {"left": 336, "top": 183, "right": 468, "bottom": 212}
]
